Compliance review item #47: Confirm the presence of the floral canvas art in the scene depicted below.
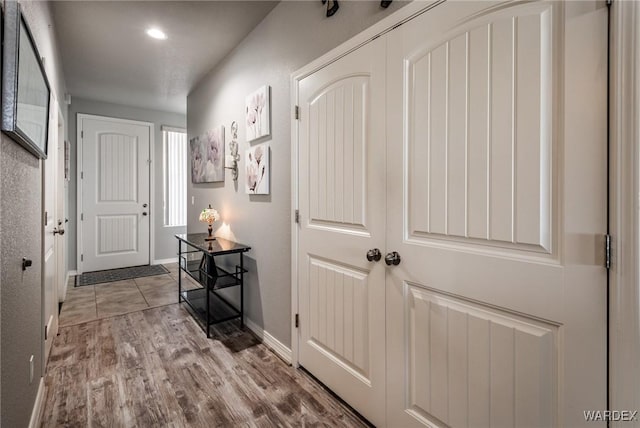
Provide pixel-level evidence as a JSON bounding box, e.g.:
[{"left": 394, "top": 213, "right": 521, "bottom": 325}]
[
  {"left": 190, "top": 126, "right": 225, "bottom": 183},
  {"left": 245, "top": 143, "right": 270, "bottom": 194},
  {"left": 246, "top": 85, "right": 270, "bottom": 141}
]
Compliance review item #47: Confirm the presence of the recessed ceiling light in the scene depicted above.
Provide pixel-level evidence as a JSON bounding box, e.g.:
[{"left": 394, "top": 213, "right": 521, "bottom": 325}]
[{"left": 146, "top": 28, "right": 167, "bottom": 40}]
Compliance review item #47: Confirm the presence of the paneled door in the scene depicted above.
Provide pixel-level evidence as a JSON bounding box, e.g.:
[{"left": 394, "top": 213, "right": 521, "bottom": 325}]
[
  {"left": 297, "top": 38, "right": 387, "bottom": 426},
  {"left": 385, "top": 1, "right": 607, "bottom": 427},
  {"left": 79, "top": 115, "right": 151, "bottom": 272}
]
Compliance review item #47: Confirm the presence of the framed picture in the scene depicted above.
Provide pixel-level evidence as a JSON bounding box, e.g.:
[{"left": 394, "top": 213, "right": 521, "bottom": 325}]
[
  {"left": 245, "top": 143, "right": 270, "bottom": 194},
  {"left": 245, "top": 85, "right": 270, "bottom": 141},
  {"left": 1, "top": 1, "right": 51, "bottom": 159},
  {"left": 190, "top": 126, "right": 224, "bottom": 183}
]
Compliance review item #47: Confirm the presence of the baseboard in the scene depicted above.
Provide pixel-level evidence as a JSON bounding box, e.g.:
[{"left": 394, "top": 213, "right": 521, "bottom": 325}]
[
  {"left": 245, "top": 318, "right": 292, "bottom": 365},
  {"left": 28, "top": 378, "right": 45, "bottom": 428},
  {"left": 61, "top": 270, "right": 77, "bottom": 301},
  {"left": 153, "top": 257, "right": 178, "bottom": 266}
]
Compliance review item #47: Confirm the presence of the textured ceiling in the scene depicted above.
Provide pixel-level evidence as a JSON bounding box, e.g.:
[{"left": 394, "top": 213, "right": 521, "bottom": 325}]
[{"left": 51, "top": 1, "right": 279, "bottom": 114}]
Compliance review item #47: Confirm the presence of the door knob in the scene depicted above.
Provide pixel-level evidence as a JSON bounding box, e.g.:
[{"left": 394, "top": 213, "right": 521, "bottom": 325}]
[
  {"left": 385, "top": 251, "right": 401, "bottom": 266},
  {"left": 366, "top": 248, "right": 382, "bottom": 262},
  {"left": 142, "top": 212, "right": 148, "bottom": 216},
  {"left": 143, "top": 203, "right": 148, "bottom": 208},
  {"left": 53, "top": 228, "right": 65, "bottom": 236},
  {"left": 22, "top": 257, "right": 32, "bottom": 271}
]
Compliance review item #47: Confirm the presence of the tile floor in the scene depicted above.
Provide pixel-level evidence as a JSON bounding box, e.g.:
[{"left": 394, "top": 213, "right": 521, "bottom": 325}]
[{"left": 59, "top": 263, "right": 201, "bottom": 327}]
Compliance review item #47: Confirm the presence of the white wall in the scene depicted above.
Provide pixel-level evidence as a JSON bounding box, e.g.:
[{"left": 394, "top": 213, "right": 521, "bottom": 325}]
[
  {"left": 187, "top": 0, "right": 408, "bottom": 347},
  {"left": 0, "top": 0, "right": 68, "bottom": 425},
  {"left": 68, "top": 98, "right": 187, "bottom": 270}
]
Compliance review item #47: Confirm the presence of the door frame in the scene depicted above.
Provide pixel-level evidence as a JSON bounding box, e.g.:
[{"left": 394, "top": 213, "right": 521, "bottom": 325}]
[
  {"left": 609, "top": 0, "right": 640, "bottom": 419},
  {"left": 56, "top": 106, "right": 67, "bottom": 302},
  {"left": 76, "top": 113, "right": 154, "bottom": 274},
  {"left": 290, "top": 0, "right": 443, "bottom": 367},
  {"left": 291, "top": 0, "right": 636, "bottom": 412}
]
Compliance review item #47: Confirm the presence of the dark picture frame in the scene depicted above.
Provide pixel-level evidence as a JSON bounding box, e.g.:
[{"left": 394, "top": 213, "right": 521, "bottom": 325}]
[{"left": 1, "top": 1, "right": 51, "bottom": 159}]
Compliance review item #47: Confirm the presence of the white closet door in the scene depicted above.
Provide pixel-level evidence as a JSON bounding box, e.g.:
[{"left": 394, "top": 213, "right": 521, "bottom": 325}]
[
  {"left": 80, "top": 116, "right": 151, "bottom": 272},
  {"left": 297, "top": 38, "right": 387, "bottom": 426},
  {"left": 385, "top": 1, "right": 607, "bottom": 427}
]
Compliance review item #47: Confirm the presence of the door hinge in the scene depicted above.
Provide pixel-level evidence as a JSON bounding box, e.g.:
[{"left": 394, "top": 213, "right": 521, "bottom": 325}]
[
  {"left": 81, "top": 254, "right": 84, "bottom": 262},
  {"left": 294, "top": 105, "right": 300, "bottom": 120},
  {"left": 294, "top": 209, "right": 300, "bottom": 224},
  {"left": 81, "top": 130, "right": 84, "bottom": 139},
  {"left": 295, "top": 313, "right": 299, "bottom": 328},
  {"left": 81, "top": 213, "right": 83, "bottom": 221},
  {"left": 605, "top": 234, "right": 612, "bottom": 269},
  {"left": 80, "top": 171, "right": 83, "bottom": 179},
  {"left": 44, "top": 325, "right": 48, "bottom": 341}
]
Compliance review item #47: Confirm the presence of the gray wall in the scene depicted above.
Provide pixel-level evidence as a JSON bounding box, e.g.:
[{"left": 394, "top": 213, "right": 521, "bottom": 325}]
[
  {"left": 0, "top": 0, "right": 68, "bottom": 426},
  {"left": 68, "top": 98, "right": 186, "bottom": 270},
  {"left": 187, "top": 0, "right": 407, "bottom": 348}
]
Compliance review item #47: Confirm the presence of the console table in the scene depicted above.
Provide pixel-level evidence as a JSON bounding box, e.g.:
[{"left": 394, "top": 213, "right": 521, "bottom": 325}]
[{"left": 175, "top": 233, "right": 251, "bottom": 337}]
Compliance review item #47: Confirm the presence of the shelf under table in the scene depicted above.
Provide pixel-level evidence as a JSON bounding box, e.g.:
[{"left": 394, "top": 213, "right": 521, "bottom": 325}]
[
  {"left": 180, "top": 288, "right": 240, "bottom": 327},
  {"left": 180, "top": 258, "right": 247, "bottom": 291}
]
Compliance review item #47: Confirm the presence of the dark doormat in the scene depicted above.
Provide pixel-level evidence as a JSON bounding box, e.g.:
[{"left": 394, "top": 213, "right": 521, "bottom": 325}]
[{"left": 75, "top": 264, "right": 169, "bottom": 287}]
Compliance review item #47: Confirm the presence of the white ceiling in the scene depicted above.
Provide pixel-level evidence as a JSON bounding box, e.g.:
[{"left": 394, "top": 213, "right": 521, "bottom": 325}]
[{"left": 51, "top": 1, "right": 279, "bottom": 114}]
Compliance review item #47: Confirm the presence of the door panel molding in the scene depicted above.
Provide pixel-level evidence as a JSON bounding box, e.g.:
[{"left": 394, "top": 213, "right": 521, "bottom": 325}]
[
  {"left": 404, "top": 1, "right": 556, "bottom": 258},
  {"left": 403, "top": 282, "right": 558, "bottom": 427}
]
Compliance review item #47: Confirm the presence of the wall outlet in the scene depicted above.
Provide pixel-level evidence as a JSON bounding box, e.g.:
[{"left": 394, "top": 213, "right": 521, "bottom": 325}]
[{"left": 29, "top": 355, "right": 34, "bottom": 384}]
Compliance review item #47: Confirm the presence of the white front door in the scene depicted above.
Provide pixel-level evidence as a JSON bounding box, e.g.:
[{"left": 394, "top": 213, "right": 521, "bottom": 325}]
[
  {"left": 297, "top": 38, "right": 387, "bottom": 426},
  {"left": 43, "top": 100, "right": 60, "bottom": 361},
  {"left": 79, "top": 115, "right": 151, "bottom": 272},
  {"left": 385, "top": 1, "right": 607, "bottom": 427}
]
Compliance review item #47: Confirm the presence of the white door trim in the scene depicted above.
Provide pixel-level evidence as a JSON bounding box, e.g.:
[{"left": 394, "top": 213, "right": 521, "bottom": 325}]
[
  {"left": 290, "top": 0, "right": 442, "bottom": 369},
  {"left": 610, "top": 0, "right": 640, "bottom": 422},
  {"left": 76, "top": 113, "right": 154, "bottom": 274}
]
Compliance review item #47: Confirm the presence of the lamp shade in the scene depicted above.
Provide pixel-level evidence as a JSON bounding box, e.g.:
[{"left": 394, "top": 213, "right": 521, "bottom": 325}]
[{"left": 199, "top": 205, "right": 220, "bottom": 224}]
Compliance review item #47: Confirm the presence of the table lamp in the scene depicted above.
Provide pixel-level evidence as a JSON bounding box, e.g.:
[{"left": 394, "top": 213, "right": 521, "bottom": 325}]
[{"left": 199, "top": 205, "right": 220, "bottom": 241}]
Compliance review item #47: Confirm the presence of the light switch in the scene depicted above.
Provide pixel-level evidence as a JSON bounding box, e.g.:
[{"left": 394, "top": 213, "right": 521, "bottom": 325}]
[{"left": 191, "top": 196, "right": 195, "bottom": 205}]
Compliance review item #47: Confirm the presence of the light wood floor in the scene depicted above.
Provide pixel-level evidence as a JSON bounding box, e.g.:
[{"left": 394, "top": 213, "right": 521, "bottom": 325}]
[{"left": 42, "top": 298, "right": 368, "bottom": 427}]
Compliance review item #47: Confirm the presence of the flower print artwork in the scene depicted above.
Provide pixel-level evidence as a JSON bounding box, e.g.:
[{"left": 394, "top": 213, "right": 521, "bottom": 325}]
[
  {"left": 245, "top": 143, "right": 270, "bottom": 194},
  {"left": 190, "top": 126, "right": 225, "bottom": 183},
  {"left": 246, "top": 86, "right": 270, "bottom": 141}
]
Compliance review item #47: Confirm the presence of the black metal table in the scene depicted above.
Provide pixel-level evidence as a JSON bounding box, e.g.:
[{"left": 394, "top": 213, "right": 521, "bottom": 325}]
[{"left": 175, "top": 233, "right": 251, "bottom": 337}]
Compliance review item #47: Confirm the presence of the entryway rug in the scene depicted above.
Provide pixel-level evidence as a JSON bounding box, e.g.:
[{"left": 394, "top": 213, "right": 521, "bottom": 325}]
[{"left": 75, "top": 265, "right": 169, "bottom": 287}]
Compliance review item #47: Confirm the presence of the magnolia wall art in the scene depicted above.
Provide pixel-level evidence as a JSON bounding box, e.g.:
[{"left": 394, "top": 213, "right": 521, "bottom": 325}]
[
  {"left": 246, "top": 85, "right": 270, "bottom": 141},
  {"left": 245, "top": 143, "right": 270, "bottom": 194},
  {"left": 190, "top": 126, "right": 225, "bottom": 183}
]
